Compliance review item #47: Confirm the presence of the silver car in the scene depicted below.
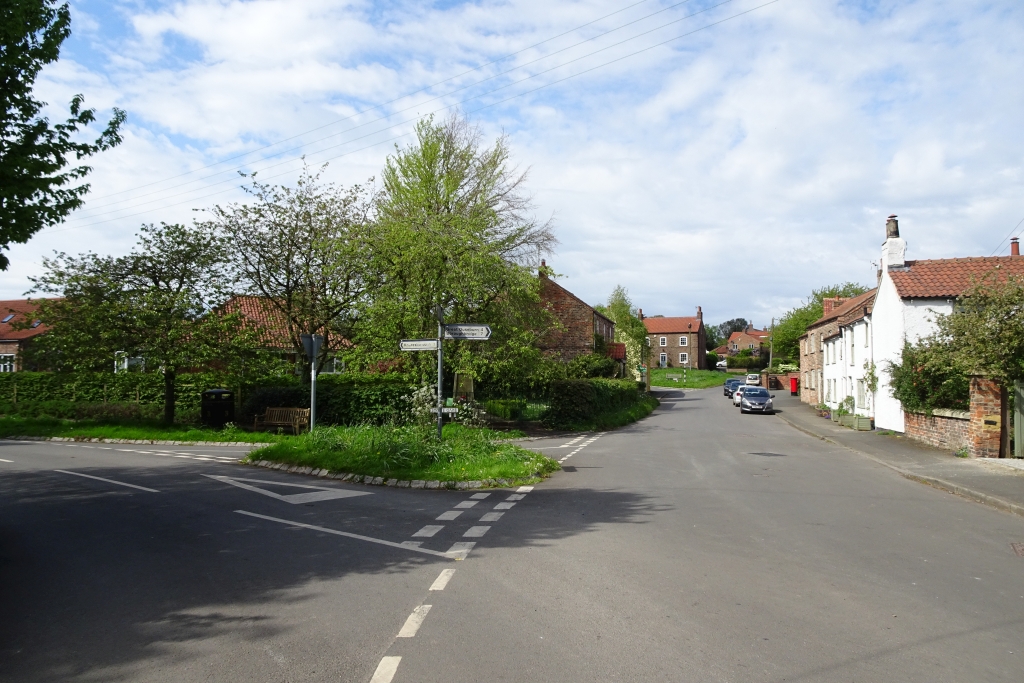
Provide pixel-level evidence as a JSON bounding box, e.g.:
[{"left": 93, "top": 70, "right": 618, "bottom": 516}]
[{"left": 739, "top": 386, "right": 775, "bottom": 414}]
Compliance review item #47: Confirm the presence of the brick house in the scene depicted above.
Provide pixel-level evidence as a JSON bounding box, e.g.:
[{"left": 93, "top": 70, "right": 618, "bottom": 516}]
[
  {"left": 639, "top": 307, "right": 707, "bottom": 369},
  {"left": 538, "top": 261, "right": 615, "bottom": 360},
  {"left": 725, "top": 326, "right": 769, "bottom": 356},
  {"left": 0, "top": 299, "right": 50, "bottom": 372},
  {"left": 799, "top": 289, "right": 877, "bottom": 410}
]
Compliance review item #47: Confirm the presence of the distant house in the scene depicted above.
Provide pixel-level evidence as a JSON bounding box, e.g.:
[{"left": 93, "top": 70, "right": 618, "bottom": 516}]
[
  {"left": 0, "top": 299, "right": 50, "bottom": 372},
  {"left": 798, "top": 289, "right": 877, "bottom": 410},
  {"left": 639, "top": 307, "right": 707, "bottom": 369},
  {"left": 538, "top": 261, "right": 615, "bottom": 360},
  {"left": 725, "top": 326, "right": 769, "bottom": 357}
]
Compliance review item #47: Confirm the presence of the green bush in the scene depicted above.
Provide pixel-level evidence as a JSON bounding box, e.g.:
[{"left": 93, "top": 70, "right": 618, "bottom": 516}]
[
  {"left": 0, "top": 371, "right": 231, "bottom": 411},
  {"left": 726, "top": 353, "right": 767, "bottom": 369},
  {"left": 887, "top": 341, "right": 969, "bottom": 414},
  {"left": 544, "top": 378, "right": 642, "bottom": 429},
  {"left": 485, "top": 399, "right": 527, "bottom": 420}
]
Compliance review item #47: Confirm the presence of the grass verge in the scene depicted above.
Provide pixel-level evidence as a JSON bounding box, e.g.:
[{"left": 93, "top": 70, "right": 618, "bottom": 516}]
[
  {"left": 650, "top": 368, "right": 730, "bottom": 389},
  {"left": 562, "top": 395, "right": 660, "bottom": 431},
  {"left": 247, "top": 423, "right": 559, "bottom": 483},
  {"left": 0, "top": 417, "right": 285, "bottom": 443}
]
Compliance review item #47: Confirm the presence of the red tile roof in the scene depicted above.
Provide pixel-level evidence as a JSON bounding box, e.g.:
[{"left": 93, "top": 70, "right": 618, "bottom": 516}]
[
  {"left": 889, "top": 257, "right": 1024, "bottom": 298},
  {"left": 220, "top": 296, "right": 350, "bottom": 351},
  {"left": 643, "top": 316, "right": 703, "bottom": 334},
  {"left": 0, "top": 299, "right": 51, "bottom": 341},
  {"left": 809, "top": 289, "right": 876, "bottom": 327},
  {"left": 608, "top": 342, "right": 627, "bottom": 360}
]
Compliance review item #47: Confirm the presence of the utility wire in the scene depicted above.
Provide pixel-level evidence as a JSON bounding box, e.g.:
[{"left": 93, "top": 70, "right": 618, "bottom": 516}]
[
  {"left": 989, "top": 214, "right": 1024, "bottom": 256},
  {"left": 79, "top": 0, "right": 699, "bottom": 215},
  {"left": 49, "top": 0, "right": 782, "bottom": 234},
  {"left": 83, "top": 0, "right": 659, "bottom": 204},
  {"left": 67, "top": 0, "right": 733, "bottom": 224}
]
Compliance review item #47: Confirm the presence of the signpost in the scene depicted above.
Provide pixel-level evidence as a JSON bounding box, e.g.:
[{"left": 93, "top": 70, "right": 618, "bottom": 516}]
[
  {"left": 399, "top": 312, "right": 492, "bottom": 438},
  {"left": 299, "top": 333, "right": 324, "bottom": 431}
]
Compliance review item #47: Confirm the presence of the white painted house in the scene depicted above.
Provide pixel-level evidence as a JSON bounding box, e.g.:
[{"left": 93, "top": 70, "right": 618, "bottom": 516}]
[
  {"left": 872, "top": 216, "right": 1024, "bottom": 431},
  {"left": 820, "top": 290, "right": 876, "bottom": 418}
]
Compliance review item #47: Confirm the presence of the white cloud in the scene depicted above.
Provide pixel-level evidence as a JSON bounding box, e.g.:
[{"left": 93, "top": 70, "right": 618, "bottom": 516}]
[{"left": 5, "top": 0, "right": 1024, "bottom": 329}]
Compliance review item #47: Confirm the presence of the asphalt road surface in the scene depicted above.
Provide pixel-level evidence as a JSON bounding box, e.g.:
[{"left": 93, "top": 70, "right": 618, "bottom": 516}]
[{"left": 2, "top": 388, "right": 1022, "bottom": 682}]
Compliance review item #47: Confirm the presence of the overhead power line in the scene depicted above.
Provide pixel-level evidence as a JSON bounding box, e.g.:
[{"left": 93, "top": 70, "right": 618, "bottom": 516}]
[{"left": 989, "top": 214, "right": 1024, "bottom": 256}]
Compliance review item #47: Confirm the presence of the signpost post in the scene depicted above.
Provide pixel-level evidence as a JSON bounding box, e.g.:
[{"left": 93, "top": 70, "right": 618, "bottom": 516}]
[
  {"left": 299, "top": 333, "right": 324, "bottom": 431},
  {"left": 398, "top": 312, "right": 493, "bottom": 439}
]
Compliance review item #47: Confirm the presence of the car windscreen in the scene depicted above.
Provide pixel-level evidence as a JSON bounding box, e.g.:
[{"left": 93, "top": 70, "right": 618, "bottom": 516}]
[{"left": 744, "top": 388, "right": 769, "bottom": 397}]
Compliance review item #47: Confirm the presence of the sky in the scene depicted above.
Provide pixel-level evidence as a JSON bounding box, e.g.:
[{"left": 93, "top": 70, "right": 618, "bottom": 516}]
[{"left": 4, "top": 0, "right": 1023, "bottom": 330}]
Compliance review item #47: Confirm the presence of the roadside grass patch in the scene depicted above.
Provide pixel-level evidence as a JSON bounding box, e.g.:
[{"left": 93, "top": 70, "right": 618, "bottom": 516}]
[
  {"left": 0, "top": 417, "right": 286, "bottom": 443},
  {"left": 560, "top": 395, "right": 660, "bottom": 431},
  {"left": 247, "top": 423, "right": 558, "bottom": 483},
  {"left": 650, "top": 369, "right": 729, "bottom": 389}
]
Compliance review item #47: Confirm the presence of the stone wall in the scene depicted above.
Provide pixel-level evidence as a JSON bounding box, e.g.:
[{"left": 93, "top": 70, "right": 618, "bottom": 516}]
[{"left": 904, "top": 410, "right": 970, "bottom": 452}]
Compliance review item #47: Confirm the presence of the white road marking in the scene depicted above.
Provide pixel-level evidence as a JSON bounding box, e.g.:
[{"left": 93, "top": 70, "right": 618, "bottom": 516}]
[
  {"left": 516, "top": 486, "right": 534, "bottom": 493},
  {"left": 469, "top": 492, "right": 491, "bottom": 499},
  {"left": 0, "top": 458, "right": 12, "bottom": 463},
  {"left": 463, "top": 526, "right": 490, "bottom": 538},
  {"left": 480, "top": 512, "right": 504, "bottom": 522},
  {"left": 429, "top": 568, "right": 456, "bottom": 591},
  {"left": 401, "top": 541, "right": 423, "bottom": 547},
  {"left": 436, "top": 510, "right": 463, "bottom": 521},
  {"left": 493, "top": 502, "right": 516, "bottom": 510},
  {"left": 412, "top": 525, "right": 444, "bottom": 537},
  {"left": 454, "top": 501, "right": 478, "bottom": 509},
  {"left": 506, "top": 494, "right": 526, "bottom": 501},
  {"left": 446, "top": 542, "right": 475, "bottom": 559},
  {"left": 235, "top": 511, "right": 457, "bottom": 559},
  {"left": 55, "top": 470, "right": 159, "bottom": 493},
  {"left": 397, "top": 604, "right": 432, "bottom": 637},
  {"left": 369, "top": 656, "right": 402, "bottom": 683},
  {"left": 203, "top": 474, "right": 370, "bottom": 504}
]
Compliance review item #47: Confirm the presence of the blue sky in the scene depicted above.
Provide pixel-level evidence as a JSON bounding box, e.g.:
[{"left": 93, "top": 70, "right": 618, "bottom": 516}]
[{"left": 5, "top": 0, "right": 1024, "bottom": 330}]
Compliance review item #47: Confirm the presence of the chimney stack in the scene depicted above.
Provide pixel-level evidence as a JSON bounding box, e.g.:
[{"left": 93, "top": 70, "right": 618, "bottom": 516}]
[
  {"left": 539, "top": 259, "right": 547, "bottom": 278},
  {"left": 1012, "top": 238, "right": 1020, "bottom": 256},
  {"left": 638, "top": 308, "right": 643, "bottom": 320},
  {"left": 696, "top": 305, "right": 702, "bottom": 320},
  {"left": 881, "top": 213, "right": 906, "bottom": 270}
]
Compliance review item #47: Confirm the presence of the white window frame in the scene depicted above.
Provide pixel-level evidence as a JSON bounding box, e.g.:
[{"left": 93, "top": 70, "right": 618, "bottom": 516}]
[
  {"left": 0, "top": 354, "right": 15, "bottom": 372},
  {"left": 679, "top": 336, "right": 687, "bottom": 347},
  {"left": 659, "top": 336, "right": 667, "bottom": 347},
  {"left": 679, "top": 352, "right": 688, "bottom": 365}
]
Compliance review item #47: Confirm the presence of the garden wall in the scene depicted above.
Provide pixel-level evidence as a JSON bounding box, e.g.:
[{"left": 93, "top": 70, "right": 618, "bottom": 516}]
[{"left": 904, "top": 410, "right": 970, "bottom": 453}]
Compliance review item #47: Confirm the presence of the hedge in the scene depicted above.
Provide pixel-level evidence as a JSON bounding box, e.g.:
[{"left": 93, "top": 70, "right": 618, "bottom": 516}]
[
  {"left": 0, "top": 371, "right": 227, "bottom": 411},
  {"left": 241, "top": 375, "right": 414, "bottom": 426},
  {"left": 544, "top": 378, "right": 644, "bottom": 429}
]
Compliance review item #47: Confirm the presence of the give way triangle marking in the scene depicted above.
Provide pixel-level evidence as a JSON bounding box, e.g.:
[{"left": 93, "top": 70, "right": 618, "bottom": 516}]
[{"left": 202, "top": 474, "right": 372, "bottom": 504}]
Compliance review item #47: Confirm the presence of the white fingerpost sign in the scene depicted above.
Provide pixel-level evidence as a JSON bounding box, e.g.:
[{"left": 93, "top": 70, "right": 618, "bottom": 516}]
[{"left": 400, "top": 339, "right": 439, "bottom": 351}]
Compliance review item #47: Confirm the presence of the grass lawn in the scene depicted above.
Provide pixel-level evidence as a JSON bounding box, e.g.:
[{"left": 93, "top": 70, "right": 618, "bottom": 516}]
[
  {"left": 558, "top": 395, "right": 661, "bottom": 431},
  {"left": 0, "top": 417, "right": 286, "bottom": 443},
  {"left": 650, "top": 368, "right": 731, "bottom": 389},
  {"left": 248, "top": 423, "right": 560, "bottom": 484}
]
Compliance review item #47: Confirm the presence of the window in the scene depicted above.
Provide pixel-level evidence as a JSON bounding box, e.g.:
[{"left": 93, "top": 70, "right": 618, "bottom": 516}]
[
  {"left": 679, "top": 352, "right": 688, "bottom": 364},
  {"left": 646, "top": 337, "right": 651, "bottom": 346},
  {"left": 748, "top": 343, "right": 755, "bottom": 349},
  {"left": 1, "top": 314, "right": 14, "bottom": 323},
  {"left": 659, "top": 352, "right": 667, "bottom": 368},
  {"left": 30, "top": 320, "right": 41, "bottom": 328},
  {"left": 679, "top": 336, "right": 687, "bottom": 347},
  {"left": 0, "top": 354, "right": 15, "bottom": 372},
  {"left": 857, "top": 380, "right": 865, "bottom": 409},
  {"left": 114, "top": 352, "right": 145, "bottom": 373},
  {"left": 659, "top": 337, "right": 667, "bottom": 347}
]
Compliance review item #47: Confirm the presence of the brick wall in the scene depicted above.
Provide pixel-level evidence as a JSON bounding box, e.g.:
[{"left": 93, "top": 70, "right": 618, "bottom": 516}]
[
  {"left": 904, "top": 411, "right": 970, "bottom": 452},
  {"left": 649, "top": 332, "right": 702, "bottom": 369},
  {"left": 968, "top": 376, "right": 1004, "bottom": 458},
  {"left": 538, "top": 276, "right": 597, "bottom": 360}
]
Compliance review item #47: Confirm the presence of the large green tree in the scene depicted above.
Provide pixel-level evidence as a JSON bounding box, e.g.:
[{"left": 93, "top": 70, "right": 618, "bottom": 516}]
[
  {"left": 772, "top": 282, "right": 869, "bottom": 360},
  {"left": 596, "top": 285, "right": 648, "bottom": 378},
  {"left": 26, "top": 223, "right": 265, "bottom": 423},
  {"left": 361, "top": 114, "right": 557, "bottom": 382},
  {"left": 0, "top": 0, "right": 125, "bottom": 269}
]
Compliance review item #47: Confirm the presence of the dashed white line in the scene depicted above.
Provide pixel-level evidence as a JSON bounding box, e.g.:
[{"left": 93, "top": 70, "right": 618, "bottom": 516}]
[
  {"left": 493, "top": 502, "right": 516, "bottom": 510},
  {"left": 429, "top": 568, "right": 456, "bottom": 591},
  {"left": 506, "top": 494, "right": 526, "bottom": 501},
  {"left": 412, "top": 525, "right": 444, "bottom": 538},
  {"left": 397, "top": 604, "right": 432, "bottom": 637},
  {"left": 55, "top": 469, "right": 159, "bottom": 493},
  {"left": 454, "top": 501, "right": 478, "bottom": 509},
  {"left": 480, "top": 512, "right": 504, "bottom": 522},
  {"left": 469, "top": 492, "right": 491, "bottom": 500},
  {"left": 516, "top": 485, "right": 534, "bottom": 493},
  {"left": 463, "top": 526, "right": 490, "bottom": 538},
  {"left": 369, "top": 656, "right": 402, "bottom": 683},
  {"left": 446, "top": 542, "right": 475, "bottom": 559},
  {"left": 436, "top": 510, "right": 463, "bottom": 521},
  {"left": 0, "top": 458, "right": 12, "bottom": 463}
]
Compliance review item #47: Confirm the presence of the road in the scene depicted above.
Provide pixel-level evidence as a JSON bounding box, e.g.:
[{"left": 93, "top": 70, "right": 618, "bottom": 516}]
[{"left": 1, "top": 388, "right": 1022, "bottom": 682}]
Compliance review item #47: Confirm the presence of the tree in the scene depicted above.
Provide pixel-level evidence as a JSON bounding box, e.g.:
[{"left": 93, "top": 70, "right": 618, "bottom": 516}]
[
  {"left": 596, "top": 285, "right": 648, "bottom": 379},
  {"left": 772, "top": 282, "right": 869, "bottom": 360},
  {"left": 27, "top": 223, "right": 261, "bottom": 423},
  {"left": 1, "top": 0, "right": 125, "bottom": 269},
  {"left": 886, "top": 339, "right": 969, "bottom": 414},
  {"left": 363, "top": 113, "right": 556, "bottom": 380},
  {"left": 205, "top": 164, "right": 376, "bottom": 378}
]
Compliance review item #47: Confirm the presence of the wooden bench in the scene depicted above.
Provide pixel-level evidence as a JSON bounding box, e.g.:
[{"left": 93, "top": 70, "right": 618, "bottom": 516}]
[{"left": 254, "top": 407, "right": 311, "bottom": 434}]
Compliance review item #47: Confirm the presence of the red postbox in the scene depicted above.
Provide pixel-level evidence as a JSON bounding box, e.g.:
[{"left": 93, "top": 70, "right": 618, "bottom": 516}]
[{"left": 790, "top": 377, "right": 798, "bottom": 396}]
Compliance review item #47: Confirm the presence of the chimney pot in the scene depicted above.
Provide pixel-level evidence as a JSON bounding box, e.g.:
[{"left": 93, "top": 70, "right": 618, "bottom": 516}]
[
  {"left": 1012, "top": 238, "right": 1020, "bottom": 257},
  {"left": 885, "top": 215, "right": 900, "bottom": 239}
]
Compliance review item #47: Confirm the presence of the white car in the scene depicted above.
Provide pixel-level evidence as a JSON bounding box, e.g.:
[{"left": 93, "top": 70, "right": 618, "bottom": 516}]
[
  {"left": 716, "top": 359, "right": 728, "bottom": 370},
  {"left": 732, "top": 385, "right": 751, "bottom": 406},
  {"left": 745, "top": 373, "right": 761, "bottom": 385}
]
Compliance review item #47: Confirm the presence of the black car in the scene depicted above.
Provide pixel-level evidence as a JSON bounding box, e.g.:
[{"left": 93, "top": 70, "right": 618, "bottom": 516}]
[
  {"left": 738, "top": 387, "right": 775, "bottom": 414},
  {"left": 723, "top": 378, "right": 744, "bottom": 397}
]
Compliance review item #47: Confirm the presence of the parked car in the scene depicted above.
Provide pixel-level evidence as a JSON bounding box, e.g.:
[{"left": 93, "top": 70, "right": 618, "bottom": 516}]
[
  {"left": 732, "top": 384, "right": 752, "bottom": 406},
  {"left": 724, "top": 378, "right": 744, "bottom": 397},
  {"left": 739, "top": 387, "right": 775, "bottom": 414},
  {"left": 716, "top": 359, "right": 728, "bottom": 370},
  {"left": 745, "top": 373, "right": 762, "bottom": 385}
]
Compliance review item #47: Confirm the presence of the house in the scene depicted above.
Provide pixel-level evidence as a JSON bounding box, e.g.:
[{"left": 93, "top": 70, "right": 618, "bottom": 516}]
[
  {"left": 538, "top": 261, "right": 616, "bottom": 360},
  {"left": 639, "top": 307, "right": 707, "bottom": 369},
  {"left": 0, "top": 299, "right": 50, "bottom": 372},
  {"left": 725, "top": 325, "right": 769, "bottom": 356},
  {"left": 872, "top": 216, "right": 1024, "bottom": 432},
  {"left": 816, "top": 290, "right": 877, "bottom": 416}
]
